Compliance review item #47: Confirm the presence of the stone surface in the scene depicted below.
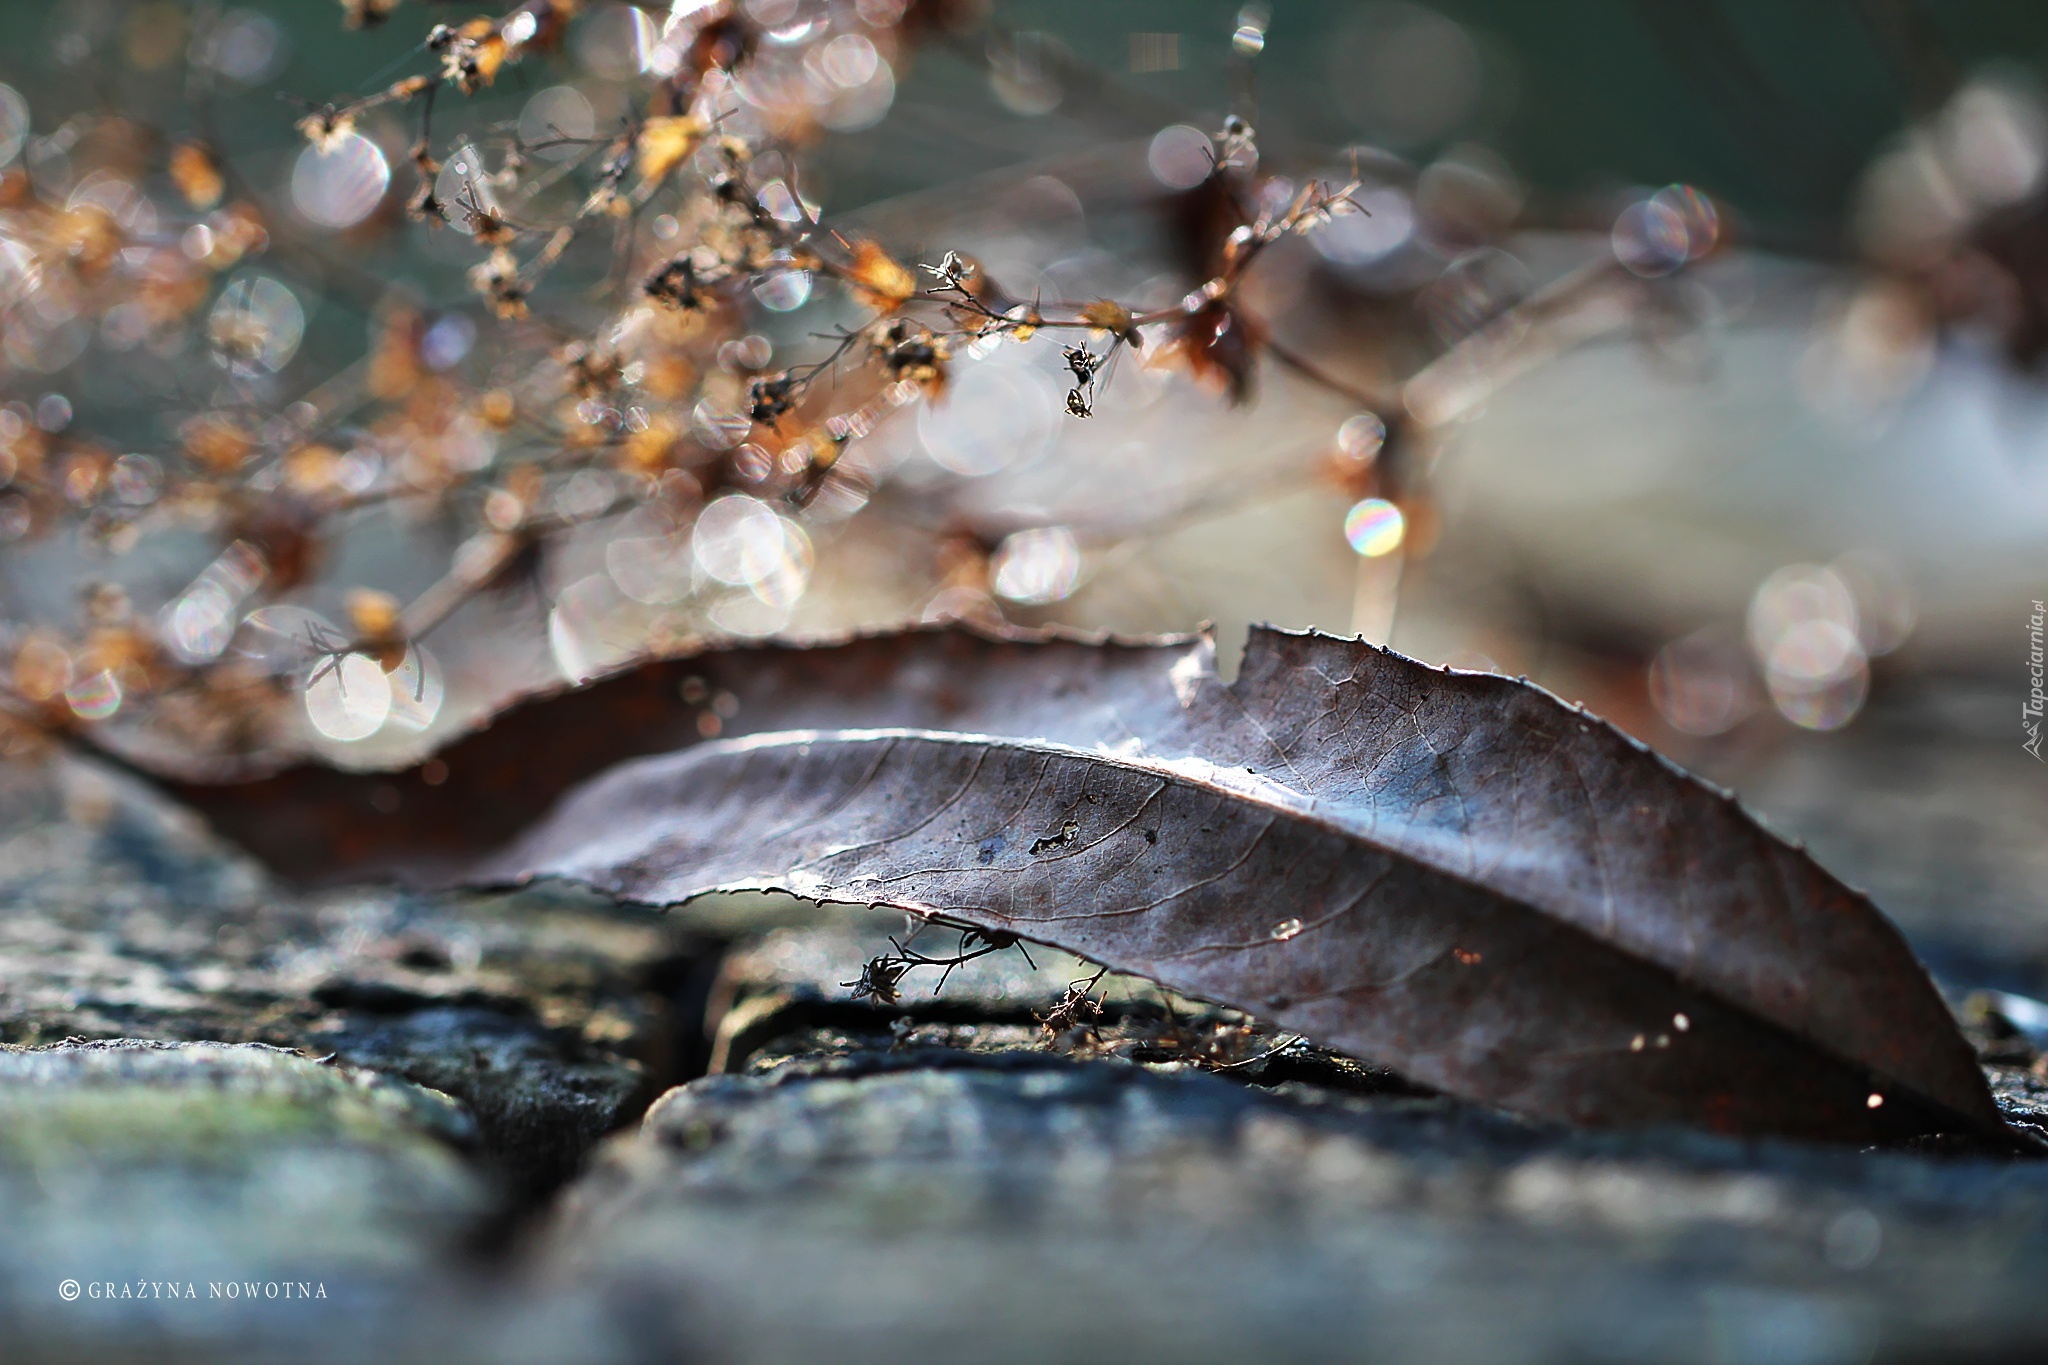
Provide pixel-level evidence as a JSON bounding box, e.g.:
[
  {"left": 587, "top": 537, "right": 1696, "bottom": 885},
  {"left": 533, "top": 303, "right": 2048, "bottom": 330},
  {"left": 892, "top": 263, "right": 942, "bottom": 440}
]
[
  {"left": 531, "top": 1008, "right": 2048, "bottom": 1365},
  {"left": 4, "top": 749, "right": 2048, "bottom": 1363},
  {"left": 0, "top": 757, "right": 713, "bottom": 1200}
]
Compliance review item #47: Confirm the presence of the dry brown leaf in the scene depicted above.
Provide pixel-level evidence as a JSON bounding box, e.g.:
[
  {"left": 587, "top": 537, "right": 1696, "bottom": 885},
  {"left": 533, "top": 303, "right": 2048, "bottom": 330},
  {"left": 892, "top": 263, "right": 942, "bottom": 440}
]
[{"left": 115, "top": 625, "right": 2016, "bottom": 1147}]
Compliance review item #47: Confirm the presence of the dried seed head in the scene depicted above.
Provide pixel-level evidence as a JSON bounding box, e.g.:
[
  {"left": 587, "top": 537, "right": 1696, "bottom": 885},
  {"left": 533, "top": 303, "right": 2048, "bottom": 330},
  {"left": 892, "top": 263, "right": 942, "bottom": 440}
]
[
  {"left": 748, "top": 372, "right": 798, "bottom": 425},
  {"left": 345, "top": 588, "right": 403, "bottom": 644},
  {"left": 844, "top": 240, "right": 918, "bottom": 312},
  {"left": 295, "top": 107, "right": 356, "bottom": 152},
  {"left": 169, "top": 141, "right": 225, "bottom": 210},
  {"left": 645, "top": 257, "right": 710, "bottom": 311},
  {"left": 342, "top": 0, "right": 403, "bottom": 28},
  {"left": 844, "top": 954, "right": 910, "bottom": 1006}
]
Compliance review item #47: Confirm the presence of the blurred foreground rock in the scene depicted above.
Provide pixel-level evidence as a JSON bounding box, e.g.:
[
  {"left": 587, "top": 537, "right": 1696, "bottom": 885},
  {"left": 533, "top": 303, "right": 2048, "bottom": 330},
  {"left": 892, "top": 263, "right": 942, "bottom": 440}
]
[
  {"left": 0, "top": 1040, "right": 482, "bottom": 1364},
  {"left": 3, "top": 754, "right": 2048, "bottom": 1364},
  {"left": 0, "top": 756, "right": 708, "bottom": 1201}
]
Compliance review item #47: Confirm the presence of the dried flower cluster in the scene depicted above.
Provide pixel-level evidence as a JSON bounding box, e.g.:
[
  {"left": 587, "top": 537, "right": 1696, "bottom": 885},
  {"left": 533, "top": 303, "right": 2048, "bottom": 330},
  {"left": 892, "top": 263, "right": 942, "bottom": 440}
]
[
  {"left": 0, "top": 0, "right": 1710, "bottom": 774},
  {"left": 0, "top": 1, "right": 1376, "bottom": 773}
]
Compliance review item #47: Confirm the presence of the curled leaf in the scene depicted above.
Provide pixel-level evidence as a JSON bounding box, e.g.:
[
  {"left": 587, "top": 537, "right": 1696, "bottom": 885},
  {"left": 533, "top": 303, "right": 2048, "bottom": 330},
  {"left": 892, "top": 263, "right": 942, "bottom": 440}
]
[{"left": 127, "top": 625, "right": 2010, "bottom": 1146}]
